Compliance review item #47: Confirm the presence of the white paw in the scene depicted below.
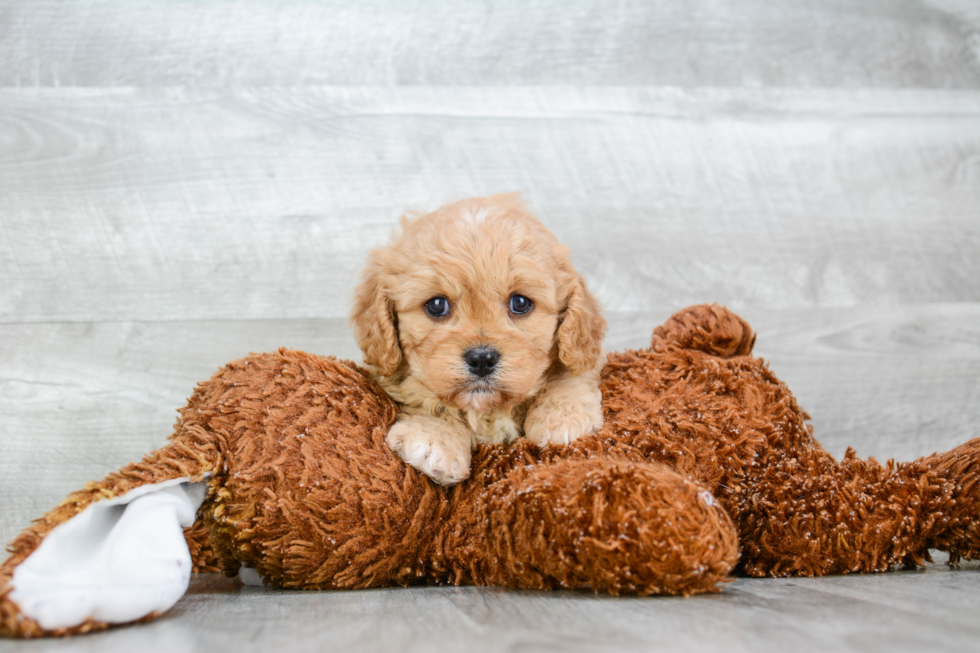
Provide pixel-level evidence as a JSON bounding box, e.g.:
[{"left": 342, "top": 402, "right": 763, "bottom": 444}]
[
  {"left": 524, "top": 388, "right": 603, "bottom": 447},
  {"left": 386, "top": 420, "right": 472, "bottom": 486}
]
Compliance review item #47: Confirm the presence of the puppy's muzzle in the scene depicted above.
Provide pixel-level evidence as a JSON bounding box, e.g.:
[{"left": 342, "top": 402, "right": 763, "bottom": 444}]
[{"left": 464, "top": 347, "right": 500, "bottom": 378}]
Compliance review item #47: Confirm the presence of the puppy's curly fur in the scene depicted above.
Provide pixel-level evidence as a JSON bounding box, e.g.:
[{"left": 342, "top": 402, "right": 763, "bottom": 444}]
[{"left": 351, "top": 194, "right": 607, "bottom": 485}]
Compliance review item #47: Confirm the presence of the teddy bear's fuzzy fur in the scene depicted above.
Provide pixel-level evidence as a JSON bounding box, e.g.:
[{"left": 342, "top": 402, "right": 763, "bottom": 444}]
[{"left": 2, "top": 305, "right": 979, "bottom": 638}]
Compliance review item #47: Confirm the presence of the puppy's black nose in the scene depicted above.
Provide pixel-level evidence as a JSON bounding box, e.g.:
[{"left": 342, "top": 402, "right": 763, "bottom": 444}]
[{"left": 464, "top": 347, "right": 500, "bottom": 378}]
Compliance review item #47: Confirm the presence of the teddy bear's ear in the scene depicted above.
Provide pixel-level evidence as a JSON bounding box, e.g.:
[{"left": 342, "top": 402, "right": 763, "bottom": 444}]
[
  {"left": 557, "top": 271, "right": 608, "bottom": 375},
  {"left": 350, "top": 248, "right": 402, "bottom": 377}
]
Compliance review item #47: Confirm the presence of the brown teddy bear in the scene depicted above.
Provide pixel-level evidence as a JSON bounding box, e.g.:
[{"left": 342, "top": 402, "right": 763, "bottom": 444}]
[{"left": 2, "top": 304, "right": 978, "bottom": 638}]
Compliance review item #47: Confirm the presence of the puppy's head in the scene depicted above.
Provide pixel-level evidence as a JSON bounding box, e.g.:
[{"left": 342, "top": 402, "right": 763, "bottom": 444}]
[{"left": 351, "top": 194, "right": 606, "bottom": 413}]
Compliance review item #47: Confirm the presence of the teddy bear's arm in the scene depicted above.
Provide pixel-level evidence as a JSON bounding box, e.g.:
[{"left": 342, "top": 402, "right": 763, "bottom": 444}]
[
  {"left": 0, "top": 423, "right": 221, "bottom": 638},
  {"left": 440, "top": 457, "right": 739, "bottom": 596}
]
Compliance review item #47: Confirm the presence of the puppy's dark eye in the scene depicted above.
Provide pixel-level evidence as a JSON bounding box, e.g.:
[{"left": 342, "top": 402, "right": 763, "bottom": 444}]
[
  {"left": 424, "top": 297, "right": 451, "bottom": 318},
  {"left": 509, "top": 294, "right": 533, "bottom": 315}
]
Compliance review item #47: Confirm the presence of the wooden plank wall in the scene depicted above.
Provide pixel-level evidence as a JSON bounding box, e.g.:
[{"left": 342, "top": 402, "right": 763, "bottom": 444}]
[{"left": 1, "top": 0, "right": 978, "bottom": 546}]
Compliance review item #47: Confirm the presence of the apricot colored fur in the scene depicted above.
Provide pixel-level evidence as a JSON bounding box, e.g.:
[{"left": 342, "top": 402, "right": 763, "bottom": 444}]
[{"left": 3, "top": 305, "right": 979, "bottom": 638}]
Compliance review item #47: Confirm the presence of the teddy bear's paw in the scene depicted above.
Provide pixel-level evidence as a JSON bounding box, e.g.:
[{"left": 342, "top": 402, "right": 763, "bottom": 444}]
[
  {"left": 524, "top": 387, "right": 603, "bottom": 447},
  {"left": 386, "top": 418, "right": 472, "bottom": 486}
]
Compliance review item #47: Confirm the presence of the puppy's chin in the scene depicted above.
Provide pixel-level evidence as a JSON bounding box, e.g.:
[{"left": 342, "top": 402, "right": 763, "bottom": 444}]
[{"left": 451, "top": 384, "right": 511, "bottom": 413}]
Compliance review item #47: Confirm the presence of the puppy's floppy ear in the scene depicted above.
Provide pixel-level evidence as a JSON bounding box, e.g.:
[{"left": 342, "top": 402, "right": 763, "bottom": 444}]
[
  {"left": 557, "top": 272, "right": 607, "bottom": 375},
  {"left": 350, "top": 250, "right": 402, "bottom": 376}
]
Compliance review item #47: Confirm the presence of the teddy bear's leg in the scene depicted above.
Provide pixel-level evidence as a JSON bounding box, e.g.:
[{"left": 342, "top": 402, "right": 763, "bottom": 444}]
[
  {"left": 919, "top": 438, "right": 980, "bottom": 562},
  {"left": 642, "top": 305, "right": 979, "bottom": 577},
  {"left": 724, "top": 441, "right": 971, "bottom": 577},
  {"left": 0, "top": 409, "right": 222, "bottom": 638},
  {"left": 439, "top": 457, "right": 739, "bottom": 595}
]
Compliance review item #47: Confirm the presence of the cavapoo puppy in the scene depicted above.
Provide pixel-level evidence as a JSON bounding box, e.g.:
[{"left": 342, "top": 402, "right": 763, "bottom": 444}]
[{"left": 351, "top": 194, "right": 607, "bottom": 485}]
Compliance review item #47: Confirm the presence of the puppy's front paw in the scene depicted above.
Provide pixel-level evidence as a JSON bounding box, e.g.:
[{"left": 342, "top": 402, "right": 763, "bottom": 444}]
[
  {"left": 386, "top": 419, "right": 472, "bottom": 486},
  {"left": 524, "top": 387, "right": 603, "bottom": 447}
]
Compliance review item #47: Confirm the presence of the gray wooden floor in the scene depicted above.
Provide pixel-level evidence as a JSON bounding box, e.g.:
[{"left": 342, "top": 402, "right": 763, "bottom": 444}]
[
  {"left": 2, "top": 552, "right": 978, "bottom": 653},
  {"left": 1, "top": 1, "right": 979, "bottom": 651}
]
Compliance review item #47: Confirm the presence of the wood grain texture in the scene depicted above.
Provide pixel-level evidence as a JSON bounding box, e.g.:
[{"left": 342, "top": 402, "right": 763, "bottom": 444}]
[
  {"left": 2, "top": 87, "right": 978, "bottom": 322},
  {"left": 1, "top": 559, "right": 978, "bottom": 653},
  {"left": 0, "top": 318, "right": 361, "bottom": 545},
  {"left": 0, "top": 0, "right": 978, "bottom": 88}
]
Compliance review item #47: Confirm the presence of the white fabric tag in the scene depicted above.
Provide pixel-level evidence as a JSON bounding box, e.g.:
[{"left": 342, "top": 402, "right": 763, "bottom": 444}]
[{"left": 9, "top": 477, "right": 208, "bottom": 630}]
